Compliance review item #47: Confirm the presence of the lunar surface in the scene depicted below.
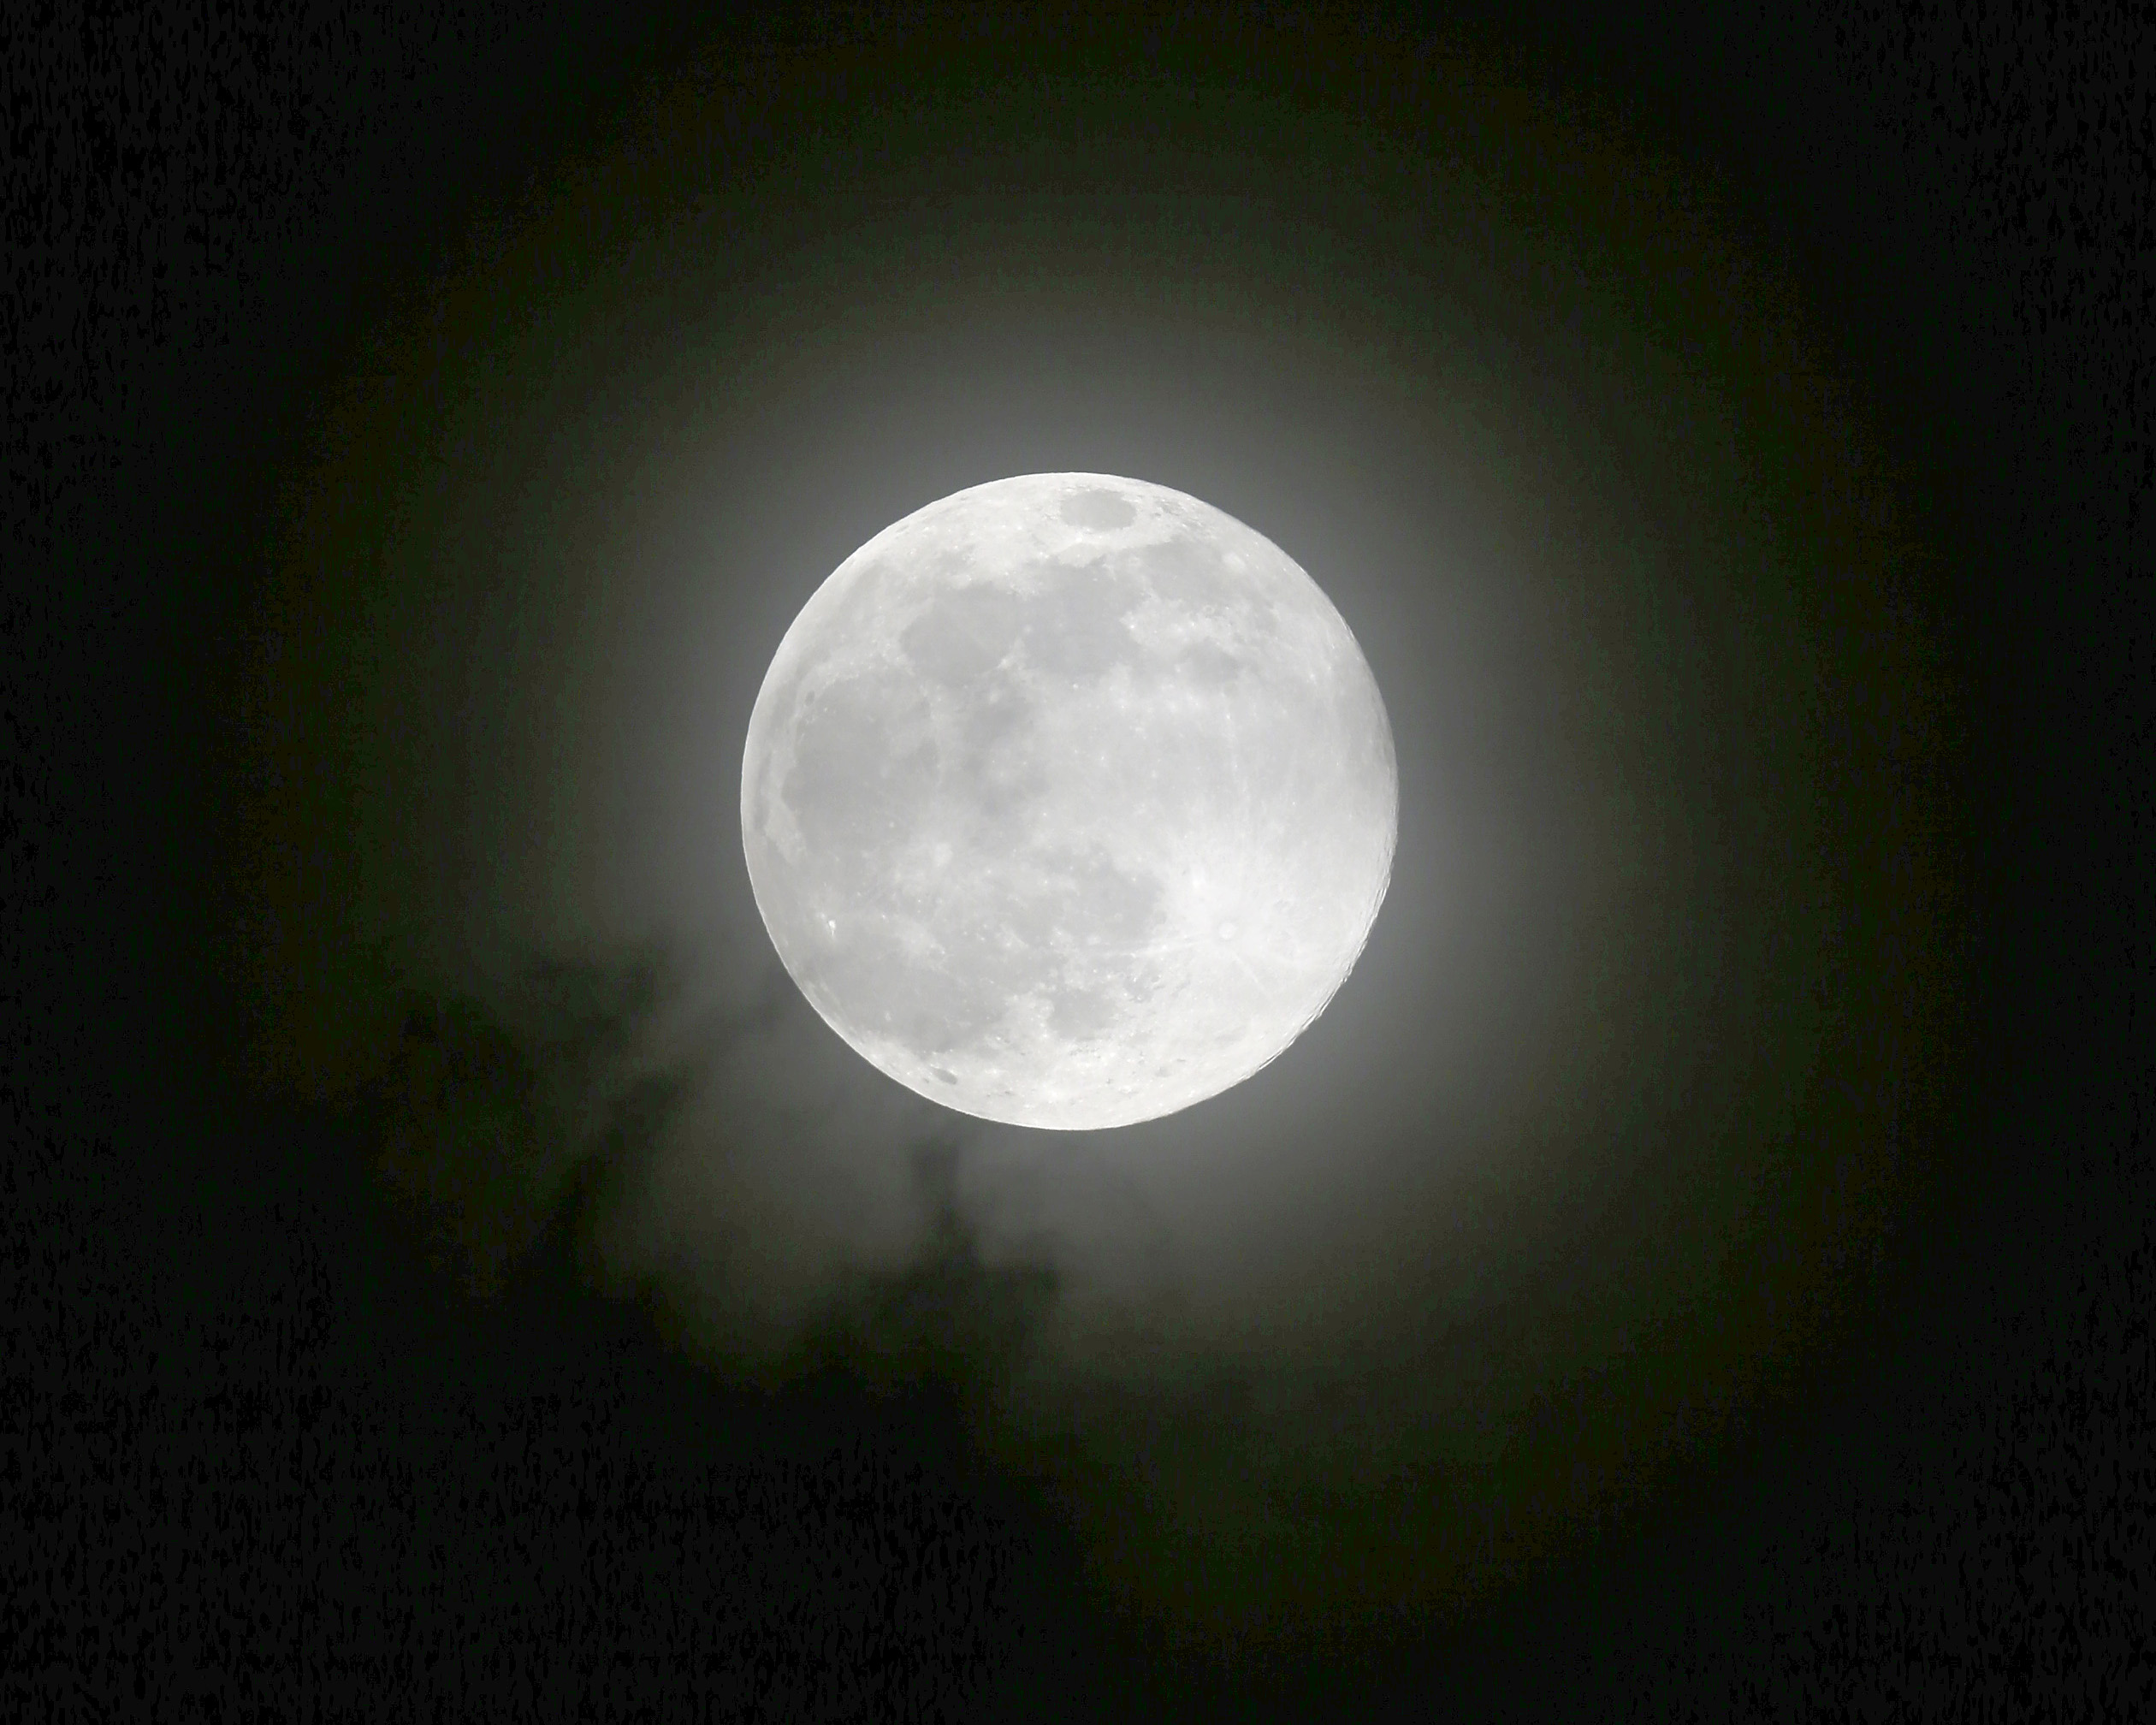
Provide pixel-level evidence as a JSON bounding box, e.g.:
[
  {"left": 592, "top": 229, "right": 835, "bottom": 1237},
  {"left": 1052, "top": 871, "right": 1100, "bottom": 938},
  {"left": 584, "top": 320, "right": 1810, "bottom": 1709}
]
[{"left": 741, "top": 473, "right": 1397, "bottom": 1129}]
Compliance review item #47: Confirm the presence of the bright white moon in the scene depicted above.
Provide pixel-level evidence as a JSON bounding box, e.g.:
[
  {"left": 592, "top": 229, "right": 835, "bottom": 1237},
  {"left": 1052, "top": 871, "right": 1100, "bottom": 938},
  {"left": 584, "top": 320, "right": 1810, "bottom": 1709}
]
[{"left": 741, "top": 472, "right": 1397, "bottom": 1129}]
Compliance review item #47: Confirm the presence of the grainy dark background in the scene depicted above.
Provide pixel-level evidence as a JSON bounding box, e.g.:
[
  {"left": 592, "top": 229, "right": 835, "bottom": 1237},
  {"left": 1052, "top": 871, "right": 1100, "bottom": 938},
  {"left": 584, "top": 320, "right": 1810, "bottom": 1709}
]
[{"left": 6, "top": 3, "right": 2150, "bottom": 1716}]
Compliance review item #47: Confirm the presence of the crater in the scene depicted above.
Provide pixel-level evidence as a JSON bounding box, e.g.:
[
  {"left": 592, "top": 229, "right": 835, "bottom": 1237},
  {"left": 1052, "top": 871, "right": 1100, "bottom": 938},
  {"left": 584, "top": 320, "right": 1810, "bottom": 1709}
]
[{"left": 1059, "top": 488, "right": 1137, "bottom": 532}]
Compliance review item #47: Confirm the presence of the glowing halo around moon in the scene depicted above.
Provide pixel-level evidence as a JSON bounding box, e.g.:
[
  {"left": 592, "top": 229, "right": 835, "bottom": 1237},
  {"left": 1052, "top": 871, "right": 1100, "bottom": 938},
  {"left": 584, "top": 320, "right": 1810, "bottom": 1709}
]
[{"left": 741, "top": 472, "right": 1397, "bottom": 1130}]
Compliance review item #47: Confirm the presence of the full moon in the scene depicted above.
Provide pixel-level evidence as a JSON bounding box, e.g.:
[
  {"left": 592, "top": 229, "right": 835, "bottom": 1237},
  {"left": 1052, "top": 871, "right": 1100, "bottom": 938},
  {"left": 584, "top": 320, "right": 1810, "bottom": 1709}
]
[{"left": 741, "top": 473, "right": 1397, "bottom": 1129}]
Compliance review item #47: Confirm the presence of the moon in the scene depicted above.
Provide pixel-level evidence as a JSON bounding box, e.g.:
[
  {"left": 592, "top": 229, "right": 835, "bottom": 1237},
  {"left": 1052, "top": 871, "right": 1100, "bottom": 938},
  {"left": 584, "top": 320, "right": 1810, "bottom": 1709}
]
[{"left": 741, "top": 472, "right": 1397, "bottom": 1130}]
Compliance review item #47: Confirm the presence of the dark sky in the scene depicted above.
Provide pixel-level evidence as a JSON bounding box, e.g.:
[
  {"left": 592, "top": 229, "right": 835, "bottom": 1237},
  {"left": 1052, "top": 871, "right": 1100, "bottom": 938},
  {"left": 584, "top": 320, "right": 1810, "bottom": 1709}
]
[{"left": 12, "top": 3, "right": 2149, "bottom": 1716}]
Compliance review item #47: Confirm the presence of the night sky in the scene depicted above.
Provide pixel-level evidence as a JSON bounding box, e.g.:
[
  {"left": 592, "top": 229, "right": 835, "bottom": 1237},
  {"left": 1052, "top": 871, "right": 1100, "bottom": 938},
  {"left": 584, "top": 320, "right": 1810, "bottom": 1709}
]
[{"left": 12, "top": 3, "right": 2150, "bottom": 1716}]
